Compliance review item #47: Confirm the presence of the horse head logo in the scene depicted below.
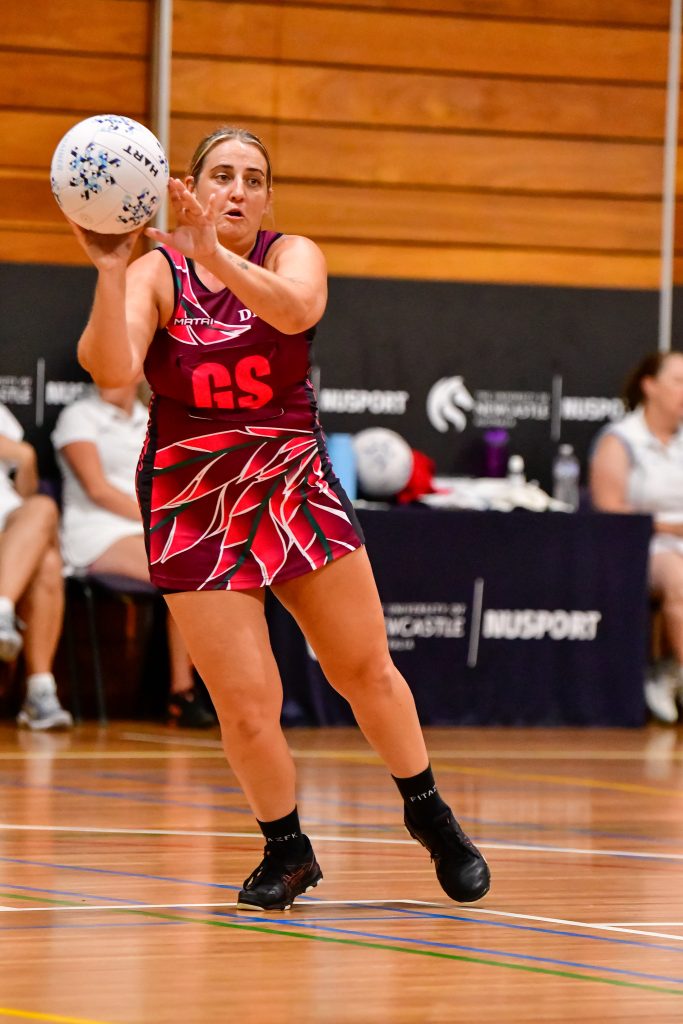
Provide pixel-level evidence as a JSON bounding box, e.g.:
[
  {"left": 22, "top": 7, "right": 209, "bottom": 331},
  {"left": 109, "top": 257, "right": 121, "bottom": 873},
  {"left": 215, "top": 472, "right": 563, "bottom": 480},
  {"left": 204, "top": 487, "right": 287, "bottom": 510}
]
[{"left": 426, "top": 376, "right": 474, "bottom": 433}]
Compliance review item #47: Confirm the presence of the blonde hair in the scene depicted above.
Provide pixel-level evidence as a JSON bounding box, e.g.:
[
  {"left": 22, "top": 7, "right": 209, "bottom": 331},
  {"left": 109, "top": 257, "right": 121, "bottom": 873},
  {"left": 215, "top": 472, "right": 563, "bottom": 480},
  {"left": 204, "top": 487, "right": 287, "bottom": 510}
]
[{"left": 188, "top": 126, "right": 272, "bottom": 188}]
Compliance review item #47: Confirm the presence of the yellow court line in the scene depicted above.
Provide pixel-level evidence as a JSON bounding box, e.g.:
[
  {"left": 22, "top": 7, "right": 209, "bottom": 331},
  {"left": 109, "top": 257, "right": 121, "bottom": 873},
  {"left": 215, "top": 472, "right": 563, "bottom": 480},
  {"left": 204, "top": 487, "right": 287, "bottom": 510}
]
[
  {"left": 0, "top": 1009, "right": 115, "bottom": 1024},
  {"left": 431, "top": 761, "right": 683, "bottom": 800},
  {"left": 289, "top": 748, "right": 683, "bottom": 798},
  {"left": 0, "top": 751, "right": 224, "bottom": 761}
]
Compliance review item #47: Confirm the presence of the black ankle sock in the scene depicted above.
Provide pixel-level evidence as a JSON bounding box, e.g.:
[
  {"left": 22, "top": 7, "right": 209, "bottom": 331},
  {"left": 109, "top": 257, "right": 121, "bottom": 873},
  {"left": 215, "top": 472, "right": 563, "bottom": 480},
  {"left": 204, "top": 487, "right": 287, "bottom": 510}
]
[
  {"left": 392, "top": 765, "right": 450, "bottom": 826},
  {"left": 257, "top": 807, "right": 309, "bottom": 860}
]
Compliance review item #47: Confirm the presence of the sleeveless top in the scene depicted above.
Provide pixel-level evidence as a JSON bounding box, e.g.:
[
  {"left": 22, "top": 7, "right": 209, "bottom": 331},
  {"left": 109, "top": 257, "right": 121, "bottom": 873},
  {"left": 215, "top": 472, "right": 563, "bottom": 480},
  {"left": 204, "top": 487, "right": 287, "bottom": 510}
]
[
  {"left": 136, "top": 234, "right": 362, "bottom": 591},
  {"left": 597, "top": 406, "right": 683, "bottom": 554}
]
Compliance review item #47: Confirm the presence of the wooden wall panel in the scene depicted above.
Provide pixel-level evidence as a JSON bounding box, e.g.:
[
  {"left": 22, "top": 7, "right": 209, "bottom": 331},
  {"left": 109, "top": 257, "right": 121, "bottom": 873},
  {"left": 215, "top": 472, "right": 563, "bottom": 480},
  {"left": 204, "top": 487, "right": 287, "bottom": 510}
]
[
  {"left": 170, "top": 120, "right": 663, "bottom": 197},
  {"left": 174, "top": 3, "right": 667, "bottom": 83},
  {"left": 171, "top": 60, "right": 666, "bottom": 141},
  {"left": 0, "top": 0, "right": 678, "bottom": 289},
  {"left": 290, "top": 1, "right": 670, "bottom": 27},
  {"left": 2, "top": 0, "right": 149, "bottom": 54},
  {"left": 0, "top": 54, "right": 147, "bottom": 114}
]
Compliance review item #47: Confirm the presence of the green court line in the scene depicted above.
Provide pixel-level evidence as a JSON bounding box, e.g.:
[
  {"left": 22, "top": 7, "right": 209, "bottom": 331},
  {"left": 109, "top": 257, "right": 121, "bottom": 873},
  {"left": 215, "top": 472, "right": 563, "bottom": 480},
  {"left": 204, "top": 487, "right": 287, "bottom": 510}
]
[
  {"left": 4, "top": 893, "right": 680, "bottom": 998},
  {"left": 0, "top": 893, "right": 80, "bottom": 908},
  {"left": 129, "top": 908, "right": 683, "bottom": 997}
]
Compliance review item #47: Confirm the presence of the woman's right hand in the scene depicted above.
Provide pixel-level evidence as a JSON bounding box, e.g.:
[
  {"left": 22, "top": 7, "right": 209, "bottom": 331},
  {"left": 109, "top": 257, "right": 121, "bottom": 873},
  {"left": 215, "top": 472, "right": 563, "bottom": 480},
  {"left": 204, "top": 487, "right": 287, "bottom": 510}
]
[{"left": 67, "top": 219, "right": 144, "bottom": 272}]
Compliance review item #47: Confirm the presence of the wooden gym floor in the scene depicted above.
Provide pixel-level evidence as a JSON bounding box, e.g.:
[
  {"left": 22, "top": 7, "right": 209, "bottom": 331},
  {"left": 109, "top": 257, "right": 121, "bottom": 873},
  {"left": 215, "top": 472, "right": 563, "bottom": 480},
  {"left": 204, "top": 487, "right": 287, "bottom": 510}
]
[{"left": 0, "top": 723, "right": 682, "bottom": 1023}]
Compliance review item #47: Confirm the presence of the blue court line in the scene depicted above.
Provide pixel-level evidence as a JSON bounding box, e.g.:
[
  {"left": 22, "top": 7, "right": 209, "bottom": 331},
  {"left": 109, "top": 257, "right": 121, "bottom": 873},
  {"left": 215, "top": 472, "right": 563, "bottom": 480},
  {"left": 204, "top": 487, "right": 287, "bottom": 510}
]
[
  {"left": 3, "top": 866, "right": 680, "bottom": 989},
  {"left": 0, "top": 776, "right": 395, "bottom": 831},
  {"left": 77, "top": 771, "right": 683, "bottom": 847},
  {"left": 0, "top": 855, "right": 240, "bottom": 891},
  {"left": 209, "top": 910, "right": 683, "bottom": 987},
  {"left": 0, "top": 777, "right": 254, "bottom": 815},
  {"left": 4, "top": 854, "right": 683, "bottom": 959},
  {"left": 1, "top": 883, "right": 147, "bottom": 905},
  {"left": 389, "top": 905, "right": 683, "bottom": 956}
]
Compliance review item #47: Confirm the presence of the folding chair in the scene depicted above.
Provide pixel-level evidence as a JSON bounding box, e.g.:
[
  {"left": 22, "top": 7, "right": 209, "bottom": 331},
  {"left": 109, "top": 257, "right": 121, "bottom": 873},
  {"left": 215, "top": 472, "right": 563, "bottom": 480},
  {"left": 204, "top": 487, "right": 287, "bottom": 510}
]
[{"left": 64, "top": 571, "right": 160, "bottom": 724}]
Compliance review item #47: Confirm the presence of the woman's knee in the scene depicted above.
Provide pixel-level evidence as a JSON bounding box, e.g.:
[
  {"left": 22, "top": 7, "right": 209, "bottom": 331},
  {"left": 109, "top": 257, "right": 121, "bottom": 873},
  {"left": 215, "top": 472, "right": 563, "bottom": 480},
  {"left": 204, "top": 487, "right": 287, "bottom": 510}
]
[
  {"left": 31, "top": 545, "right": 64, "bottom": 593},
  {"left": 23, "top": 494, "right": 59, "bottom": 531},
  {"left": 325, "top": 651, "right": 397, "bottom": 702},
  {"left": 211, "top": 683, "right": 280, "bottom": 743}
]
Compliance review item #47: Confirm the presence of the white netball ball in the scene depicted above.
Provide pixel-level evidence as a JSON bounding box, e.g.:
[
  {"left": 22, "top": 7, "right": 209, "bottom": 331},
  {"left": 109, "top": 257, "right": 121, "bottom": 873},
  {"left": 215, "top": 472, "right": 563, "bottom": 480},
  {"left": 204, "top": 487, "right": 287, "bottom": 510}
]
[
  {"left": 353, "top": 428, "right": 414, "bottom": 497},
  {"left": 50, "top": 114, "right": 169, "bottom": 234}
]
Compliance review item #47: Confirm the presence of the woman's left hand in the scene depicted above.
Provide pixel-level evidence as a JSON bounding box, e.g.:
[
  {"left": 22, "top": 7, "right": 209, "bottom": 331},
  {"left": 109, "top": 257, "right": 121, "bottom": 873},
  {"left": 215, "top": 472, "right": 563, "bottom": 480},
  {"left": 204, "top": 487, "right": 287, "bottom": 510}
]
[{"left": 145, "top": 179, "right": 220, "bottom": 262}]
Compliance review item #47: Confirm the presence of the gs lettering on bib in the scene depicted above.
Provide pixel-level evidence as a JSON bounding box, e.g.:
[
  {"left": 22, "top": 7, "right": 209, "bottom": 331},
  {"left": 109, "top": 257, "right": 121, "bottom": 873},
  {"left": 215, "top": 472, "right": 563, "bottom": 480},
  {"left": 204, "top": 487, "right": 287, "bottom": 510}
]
[{"left": 191, "top": 355, "right": 274, "bottom": 410}]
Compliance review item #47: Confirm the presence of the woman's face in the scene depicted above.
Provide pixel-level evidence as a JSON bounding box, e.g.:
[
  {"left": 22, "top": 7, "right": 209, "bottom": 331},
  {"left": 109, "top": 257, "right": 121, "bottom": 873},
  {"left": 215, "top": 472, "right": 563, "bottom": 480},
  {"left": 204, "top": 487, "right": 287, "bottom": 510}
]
[
  {"left": 644, "top": 353, "right": 683, "bottom": 422},
  {"left": 188, "top": 138, "right": 272, "bottom": 252}
]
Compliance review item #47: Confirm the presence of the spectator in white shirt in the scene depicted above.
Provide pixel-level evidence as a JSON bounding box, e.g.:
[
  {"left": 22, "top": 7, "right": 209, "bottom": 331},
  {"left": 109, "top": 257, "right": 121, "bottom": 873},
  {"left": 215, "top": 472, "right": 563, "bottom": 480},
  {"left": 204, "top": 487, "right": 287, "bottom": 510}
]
[
  {"left": 590, "top": 350, "right": 683, "bottom": 724},
  {"left": 0, "top": 403, "right": 72, "bottom": 730},
  {"left": 52, "top": 384, "right": 214, "bottom": 728}
]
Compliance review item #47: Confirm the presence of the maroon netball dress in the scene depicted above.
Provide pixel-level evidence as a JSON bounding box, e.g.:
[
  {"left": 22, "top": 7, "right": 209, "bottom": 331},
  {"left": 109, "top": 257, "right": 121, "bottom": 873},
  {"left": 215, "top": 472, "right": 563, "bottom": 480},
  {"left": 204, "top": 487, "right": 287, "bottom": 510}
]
[{"left": 137, "top": 232, "right": 363, "bottom": 591}]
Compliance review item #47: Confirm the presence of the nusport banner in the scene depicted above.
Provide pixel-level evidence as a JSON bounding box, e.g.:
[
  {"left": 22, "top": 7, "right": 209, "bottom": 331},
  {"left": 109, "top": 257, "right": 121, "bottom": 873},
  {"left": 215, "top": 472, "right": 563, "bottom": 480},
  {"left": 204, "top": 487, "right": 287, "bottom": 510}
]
[
  {"left": 267, "top": 508, "right": 651, "bottom": 727},
  {"left": 1, "top": 263, "right": 681, "bottom": 487},
  {"left": 316, "top": 277, "right": 683, "bottom": 489}
]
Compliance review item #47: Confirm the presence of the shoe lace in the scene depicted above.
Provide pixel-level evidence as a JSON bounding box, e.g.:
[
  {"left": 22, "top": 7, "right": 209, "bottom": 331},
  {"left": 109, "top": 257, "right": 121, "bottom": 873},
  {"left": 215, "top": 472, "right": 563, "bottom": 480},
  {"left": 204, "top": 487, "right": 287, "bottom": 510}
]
[
  {"left": 430, "top": 814, "right": 477, "bottom": 861},
  {"left": 243, "top": 847, "right": 280, "bottom": 889}
]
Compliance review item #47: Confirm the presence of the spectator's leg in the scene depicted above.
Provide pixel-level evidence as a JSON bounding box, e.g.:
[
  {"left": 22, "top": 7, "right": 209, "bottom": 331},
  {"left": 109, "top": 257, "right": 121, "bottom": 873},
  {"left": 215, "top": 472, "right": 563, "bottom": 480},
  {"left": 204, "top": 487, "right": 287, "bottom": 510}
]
[
  {"left": 647, "top": 551, "right": 683, "bottom": 722},
  {"left": 0, "top": 495, "right": 59, "bottom": 602},
  {"left": 18, "top": 543, "right": 64, "bottom": 676}
]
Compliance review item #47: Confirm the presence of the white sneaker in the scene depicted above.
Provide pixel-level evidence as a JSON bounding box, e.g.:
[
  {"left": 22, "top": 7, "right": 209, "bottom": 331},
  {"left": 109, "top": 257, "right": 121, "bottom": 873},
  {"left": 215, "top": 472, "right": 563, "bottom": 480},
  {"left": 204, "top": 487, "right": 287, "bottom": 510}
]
[
  {"left": 17, "top": 689, "right": 73, "bottom": 731},
  {"left": 644, "top": 673, "right": 678, "bottom": 724},
  {"left": 0, "top": 608, "right": 22, "bottom": 662}
]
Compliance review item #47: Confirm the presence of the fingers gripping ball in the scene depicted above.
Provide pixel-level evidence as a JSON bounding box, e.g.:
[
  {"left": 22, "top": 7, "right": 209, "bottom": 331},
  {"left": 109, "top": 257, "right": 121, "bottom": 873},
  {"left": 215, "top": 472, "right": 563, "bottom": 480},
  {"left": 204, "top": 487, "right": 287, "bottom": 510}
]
[
  {"left": 352, "top": 428, "right": 414, "bottom": 498},
  {"left": 50, "top": 115, "right": 169, "bottom": 234}
]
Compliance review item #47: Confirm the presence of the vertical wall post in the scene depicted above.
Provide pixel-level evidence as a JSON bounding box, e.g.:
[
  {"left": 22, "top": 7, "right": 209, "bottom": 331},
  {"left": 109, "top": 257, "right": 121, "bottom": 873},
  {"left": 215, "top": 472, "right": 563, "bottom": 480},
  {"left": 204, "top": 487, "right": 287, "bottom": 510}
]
[
  {"left": 150, "top": 0, "right": 173, "bottom": 234},
  {"left": 658, "top": 0, "right": 682, "bottom": 353}
]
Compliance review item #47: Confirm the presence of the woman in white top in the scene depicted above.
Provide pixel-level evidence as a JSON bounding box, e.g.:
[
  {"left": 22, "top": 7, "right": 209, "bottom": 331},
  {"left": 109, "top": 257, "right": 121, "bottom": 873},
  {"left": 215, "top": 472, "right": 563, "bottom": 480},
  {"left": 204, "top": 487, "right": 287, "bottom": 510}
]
[
  {"left": 52, "top": 385, "right": 214, "bottom": 728},
  {"left": 0, "top": 403, "right": 71, "bottom": 730},
  {"left": 590, "top": 350, "right": 683, "bottom": 723}
]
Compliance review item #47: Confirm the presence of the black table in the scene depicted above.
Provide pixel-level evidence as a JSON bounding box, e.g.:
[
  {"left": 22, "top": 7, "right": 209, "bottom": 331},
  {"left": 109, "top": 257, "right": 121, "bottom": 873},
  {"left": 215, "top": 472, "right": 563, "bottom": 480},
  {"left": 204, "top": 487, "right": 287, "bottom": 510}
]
[{"left": 268, "top": 507, "right": 652, "bottom": 728}]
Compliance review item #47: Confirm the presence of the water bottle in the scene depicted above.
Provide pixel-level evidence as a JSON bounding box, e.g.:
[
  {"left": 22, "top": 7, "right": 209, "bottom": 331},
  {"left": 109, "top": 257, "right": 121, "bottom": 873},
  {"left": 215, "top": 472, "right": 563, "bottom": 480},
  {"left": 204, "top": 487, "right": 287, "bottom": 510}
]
[
  {"left": 483, "top": 428, "right": 509, "bottom": 477},
  {"left": 507, "top": 453, "right": 525, "bottom": 487},
  {"left": 552, "top": 443, "right": 580, "bottom": 510}
]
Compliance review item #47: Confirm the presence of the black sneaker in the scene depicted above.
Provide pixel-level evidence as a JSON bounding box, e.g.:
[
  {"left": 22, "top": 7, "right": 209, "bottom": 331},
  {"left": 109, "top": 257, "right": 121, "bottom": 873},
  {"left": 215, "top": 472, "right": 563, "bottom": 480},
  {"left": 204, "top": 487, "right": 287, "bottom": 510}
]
[
  {"left": 168, "top": 689, "right": 216, "bottom": 729},
  {"left": 405, "top": 809, "right": 490, "bottom": 902},
  {"left": 236, "top": 839, "right": 323, "bottom": 911}
]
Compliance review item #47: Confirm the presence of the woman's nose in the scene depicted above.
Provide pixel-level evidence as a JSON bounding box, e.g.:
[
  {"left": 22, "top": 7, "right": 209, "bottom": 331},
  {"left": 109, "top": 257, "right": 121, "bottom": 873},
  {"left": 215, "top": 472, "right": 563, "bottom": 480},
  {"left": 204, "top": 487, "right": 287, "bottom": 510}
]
[{"left": 229, "top": 176, "right": 246, "bottom": 199}]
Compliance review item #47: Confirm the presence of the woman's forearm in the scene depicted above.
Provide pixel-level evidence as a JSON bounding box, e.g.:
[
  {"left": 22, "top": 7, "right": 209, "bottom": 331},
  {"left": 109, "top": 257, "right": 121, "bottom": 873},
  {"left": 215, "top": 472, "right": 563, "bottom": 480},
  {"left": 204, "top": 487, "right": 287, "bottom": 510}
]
[{"left": 77, "top": 269, "right": 142, "bottom": 387}]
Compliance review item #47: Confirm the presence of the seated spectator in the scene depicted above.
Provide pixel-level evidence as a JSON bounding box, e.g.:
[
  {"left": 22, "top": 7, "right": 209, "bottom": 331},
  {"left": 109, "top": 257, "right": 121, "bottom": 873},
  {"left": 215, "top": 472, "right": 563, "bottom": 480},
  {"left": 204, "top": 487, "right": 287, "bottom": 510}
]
[
  {"left": 0, "top": 403, "right": 72, "bottom": 730},
  {"left": 52, "top": 384, "right": 215, "bottom": 728},
  {"left": 590, "top": 350, "right": 683, "bottom": 723}
]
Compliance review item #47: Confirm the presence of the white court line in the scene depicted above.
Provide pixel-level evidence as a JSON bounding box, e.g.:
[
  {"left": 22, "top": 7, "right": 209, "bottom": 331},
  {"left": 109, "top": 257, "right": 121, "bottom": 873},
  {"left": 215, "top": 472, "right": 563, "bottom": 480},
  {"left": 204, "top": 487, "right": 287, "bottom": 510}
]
[
  {"left": 452, "top": 906, "right": 683, "bottom": 943},
  {"left": 119, "top": 732, "right": 223, "bottom": 749},
  {"left": 595, "top": 922, "right": 683, "bottom": 928},
  {"left": 0, "top": 898, "right": 439, "bottom": 914},
  {"left": 1, "top": 894, "right": 680, "bottom": 943},
  {"left": 0, "top": 823, "right": 682, "bottom": 862},
  {"left": 0, "top": 901, "right": 233, "bottom": 913}
]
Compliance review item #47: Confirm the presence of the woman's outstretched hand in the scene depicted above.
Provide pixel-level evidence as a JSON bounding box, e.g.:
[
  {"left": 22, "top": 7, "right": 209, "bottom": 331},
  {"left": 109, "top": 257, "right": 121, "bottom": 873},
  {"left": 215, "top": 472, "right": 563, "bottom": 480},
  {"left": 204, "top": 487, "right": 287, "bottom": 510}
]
[{"left": 145, "top": 178, "right": 220, "bottom": 262}]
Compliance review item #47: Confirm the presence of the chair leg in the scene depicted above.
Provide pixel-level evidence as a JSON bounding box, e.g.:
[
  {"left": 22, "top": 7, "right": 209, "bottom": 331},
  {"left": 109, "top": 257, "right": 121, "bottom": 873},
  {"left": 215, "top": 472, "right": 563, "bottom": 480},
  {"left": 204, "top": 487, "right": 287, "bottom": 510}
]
[
  {"left": 63, "top": 585, "right": 82, "bottom": 724},
  {"left": 83, "top": 582, "right": 108, "bottom": 725}
]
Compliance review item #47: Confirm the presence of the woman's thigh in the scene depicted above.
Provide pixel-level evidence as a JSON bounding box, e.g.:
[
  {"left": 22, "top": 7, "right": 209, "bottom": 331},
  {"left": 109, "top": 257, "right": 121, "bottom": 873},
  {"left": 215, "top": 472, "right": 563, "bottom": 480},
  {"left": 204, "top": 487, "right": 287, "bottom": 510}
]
[
  {"left": 271, "top": 547, "right": 390, "bottom": 681},
  {"left": 164, "top": 588, "right": 282, "bottom": 711}
]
